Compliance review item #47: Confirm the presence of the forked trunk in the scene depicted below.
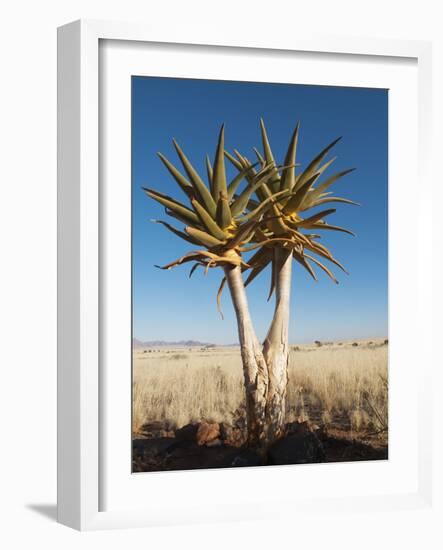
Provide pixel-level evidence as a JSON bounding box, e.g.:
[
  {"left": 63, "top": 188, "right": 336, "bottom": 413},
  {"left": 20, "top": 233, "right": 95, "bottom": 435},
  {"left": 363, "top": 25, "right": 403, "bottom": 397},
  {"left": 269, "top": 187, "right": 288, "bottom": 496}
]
[
  {"left": 224, "top": 264, "right": 269, "bottom": 448},
  {"left": 263, "top": 247, "right": 292, "bottom": 444}
]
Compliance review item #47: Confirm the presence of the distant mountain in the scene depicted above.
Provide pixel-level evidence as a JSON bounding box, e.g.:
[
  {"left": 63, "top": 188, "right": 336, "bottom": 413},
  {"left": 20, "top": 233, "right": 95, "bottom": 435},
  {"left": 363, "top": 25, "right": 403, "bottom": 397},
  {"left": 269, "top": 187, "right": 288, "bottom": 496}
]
[{"left": 133, "top": 338, "right": 215, "bottom": 348}]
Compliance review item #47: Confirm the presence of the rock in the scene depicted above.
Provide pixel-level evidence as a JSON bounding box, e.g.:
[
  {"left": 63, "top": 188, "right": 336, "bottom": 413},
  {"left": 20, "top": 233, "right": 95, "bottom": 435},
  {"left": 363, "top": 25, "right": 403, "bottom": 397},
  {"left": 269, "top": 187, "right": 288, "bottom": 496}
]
[
  {"left": 196, "top": 422, "right": 220, "bottom": 446},
  {"left": 205, "top": 438, "right": 222, "bottom": 448},
  {"left": 268, "top": 432, "right": 326, "bottom": 465},
  {"left": 286, "top": 420, "right": 319, "bottom": 436},
  {"left": 132, "top": 438, "right": 176, "bottom": 458},
  {"left": 175, "top": 423, "right": 199, "bottom": 442},
  {"left": 231, "top": 449, "right": 262, "bottom": 467},
  {"left": 161, "top": 440, "right": 261, "bottom": 470},
  {"left": 220, "top": 422, "right": 231, "bottom": 440},
  {"left": 164, "top": 439, "right": 199, "bottom": 458},
  {"left": 220, "top": 423, "right": 243, "bottom": 446}
]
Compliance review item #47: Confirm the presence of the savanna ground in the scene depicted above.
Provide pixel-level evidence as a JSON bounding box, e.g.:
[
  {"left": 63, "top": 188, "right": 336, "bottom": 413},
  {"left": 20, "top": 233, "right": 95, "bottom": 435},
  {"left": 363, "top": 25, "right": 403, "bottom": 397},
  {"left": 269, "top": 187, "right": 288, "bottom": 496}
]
[{"left": 132, "top": 339, "right": 388, "bottom": 472}]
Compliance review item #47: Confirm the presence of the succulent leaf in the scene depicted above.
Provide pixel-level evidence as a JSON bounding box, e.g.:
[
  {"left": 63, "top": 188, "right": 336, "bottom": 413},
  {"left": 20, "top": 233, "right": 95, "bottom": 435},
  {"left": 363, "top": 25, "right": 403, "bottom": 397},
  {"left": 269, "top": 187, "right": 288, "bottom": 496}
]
[
  {"left": 205, "top": 155, "right": 213, "bottom": 192},
  {"left": 282, "top": 173, "right": 321, "bottom": 214},
  {"left": 294, "top": 208, "right": 337, "bottom": 227},
  {"left": 309, "top": 197, "right": 360, "bottom": 208},
  {"left": 212, "top": 125, "right": 228, "bottom": 200},
  {"left": 253, "top": 147, "right": 266, "bottom": 167},
  {"left": 293, "top": 137, "right": 341, "bottom": 193},
  {"left": 304, "top": 253, "right": 338, "bottom": 283},
  {"left": 191, "top": 199, "right": 227, "bottom": 241},
  {"left": 259, "top": 119, "right": 276, "bottom": 168},
  {"left": 216, "top": 193, "right": 233, "bottom": 229},
  {"left": 244, "top": 250, "right": 273, "bottom": 286},
  {"left": 230, "top": 164, "right": 279, "bottom": 217},
  {"left": 173, "top": 139, "right": 217, "bottom": 216},
  {"left": 143, "top": 188, "right": 200, "bottom": 225},
  {"left": 259, "top": 119, "right": 279, "bottom": 193},
  {"left": 216, "top": 277, "right": 227, "bottom": 319},
  {"left": 224, "top": 149, "right": 244, "bottom": 171},
  {"left": 185, "top": 226, "right": 225, "bottom": 247},
  {"left": 227, "top": 163, "right": 259, "bottom": 201},
  {"left": 302, "top": 168, "right": 356, "bottom": 209},
  {"left": 305, "top": 222, "right": 355, "bottom": 236},
  {"left": 292, "top": 250, "right": 317, "bottom": 281},
  {"left": 237, "top": 189, "right": 289, "bottom": 223},
  {"left": 280, "top": 122, "right": 300, "bottom": 192},
  {"left": 157, "top": 153, "right": 193, "bottom": 198},
  {"left": 151, "top": 219, "right": 200, "bottom": 245}
]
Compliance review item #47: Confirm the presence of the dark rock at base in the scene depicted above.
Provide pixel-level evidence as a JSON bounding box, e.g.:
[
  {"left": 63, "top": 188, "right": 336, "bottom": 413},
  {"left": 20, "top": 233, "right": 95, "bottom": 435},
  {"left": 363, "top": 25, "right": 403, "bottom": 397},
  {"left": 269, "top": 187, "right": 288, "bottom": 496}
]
[
  {"left": 161, "top": 440, "right": 262, "bottom": 470},
  {"left": 132, "top": 438, "right": 177, "bottom": 472},
  {"left": 132, "top": 432, "right": 387, "bottom": 472},
  {"left": 268, "top": 432, "right": 326, "bottom": 465},
  {"left": 230, "top": 449, "right": 262, "bottom": 467},
  {"left": 175, "top": 423, "right": 199, "bottom": 442},
  {"left": 133, "top": 437, "right": 176, "bottom": 457},
  {"left": 319, "top": 434, "right": 388, "bottom": 462},
  {"left": 286, "top": 420, "right": 319, "bottom": 436}
]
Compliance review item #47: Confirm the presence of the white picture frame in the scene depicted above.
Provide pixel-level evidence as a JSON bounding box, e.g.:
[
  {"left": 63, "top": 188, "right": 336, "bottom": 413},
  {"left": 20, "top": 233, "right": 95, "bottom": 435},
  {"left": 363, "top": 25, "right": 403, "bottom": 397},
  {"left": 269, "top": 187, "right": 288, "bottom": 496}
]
[{"left": 57, "top": 19, "right": 433, "bottom": 531}]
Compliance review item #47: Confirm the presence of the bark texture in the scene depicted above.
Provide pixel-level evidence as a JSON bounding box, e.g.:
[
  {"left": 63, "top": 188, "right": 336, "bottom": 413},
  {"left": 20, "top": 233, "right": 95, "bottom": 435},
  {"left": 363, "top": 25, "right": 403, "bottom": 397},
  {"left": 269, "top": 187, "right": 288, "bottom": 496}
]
[
  {"left": 224, "top": 264, "right": 269, "bottom": 447},
  {"left": 263, "top": 248, "right": 292, "bottom": 444}
]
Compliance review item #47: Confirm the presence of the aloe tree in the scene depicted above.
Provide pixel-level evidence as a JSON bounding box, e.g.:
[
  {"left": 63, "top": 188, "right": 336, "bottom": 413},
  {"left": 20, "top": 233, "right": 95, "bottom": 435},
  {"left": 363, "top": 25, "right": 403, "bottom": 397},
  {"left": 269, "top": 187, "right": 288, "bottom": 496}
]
[
  {"left": 225, "top": 119, "right": 357, "bottom": 443},
  {"left": 144, "top": 121, "right": 356, "bottom": 451},
  {"left": 144, "top": 125, "right": 292, "bottom": 447}
]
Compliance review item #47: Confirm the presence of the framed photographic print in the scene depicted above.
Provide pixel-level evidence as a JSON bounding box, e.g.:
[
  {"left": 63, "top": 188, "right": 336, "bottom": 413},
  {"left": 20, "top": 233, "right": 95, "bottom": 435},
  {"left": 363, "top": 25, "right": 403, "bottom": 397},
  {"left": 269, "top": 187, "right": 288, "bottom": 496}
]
[{"left": 57, "top": 20, "right": 433, "bottom": 530}]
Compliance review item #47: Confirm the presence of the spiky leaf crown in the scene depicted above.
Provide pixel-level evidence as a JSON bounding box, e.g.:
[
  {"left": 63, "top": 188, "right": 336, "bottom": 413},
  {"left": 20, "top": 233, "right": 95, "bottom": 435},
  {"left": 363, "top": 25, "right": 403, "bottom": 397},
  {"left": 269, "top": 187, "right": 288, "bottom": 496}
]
[
  {"left": 144, "top": 125, "right": 294, "bottom": 274},
  {"left": 223, "top": 119, "right": 357, "bottom": 297},
  {"left": 144, "top": 120, "right": 357, "bottom": 310}
]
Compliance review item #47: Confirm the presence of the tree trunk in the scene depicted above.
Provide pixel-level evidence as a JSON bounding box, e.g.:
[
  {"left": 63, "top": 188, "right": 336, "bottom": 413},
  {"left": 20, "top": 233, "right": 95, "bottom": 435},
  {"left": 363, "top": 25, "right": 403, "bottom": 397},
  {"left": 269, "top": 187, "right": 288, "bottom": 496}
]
[
  {"left": 263, "top": 247, "right": 292, "bottom": 444},
  {"left": 224, "top": 264, "right": 269, "bottom": 448}
]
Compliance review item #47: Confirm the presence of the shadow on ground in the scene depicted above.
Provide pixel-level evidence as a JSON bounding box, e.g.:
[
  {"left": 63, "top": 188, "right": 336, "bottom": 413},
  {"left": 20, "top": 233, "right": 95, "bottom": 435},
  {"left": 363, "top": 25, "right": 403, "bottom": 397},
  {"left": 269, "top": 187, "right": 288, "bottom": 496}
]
[{"left": 26, "top": 504, "right": 57, "bottom": 521}]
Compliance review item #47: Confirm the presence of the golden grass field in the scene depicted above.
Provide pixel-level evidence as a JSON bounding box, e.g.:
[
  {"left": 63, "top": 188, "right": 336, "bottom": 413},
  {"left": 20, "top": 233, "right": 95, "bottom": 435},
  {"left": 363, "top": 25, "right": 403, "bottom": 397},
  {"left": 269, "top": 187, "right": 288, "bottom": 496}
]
[{"left": 132, "top": 339, "right": 388, "bottom": 445}]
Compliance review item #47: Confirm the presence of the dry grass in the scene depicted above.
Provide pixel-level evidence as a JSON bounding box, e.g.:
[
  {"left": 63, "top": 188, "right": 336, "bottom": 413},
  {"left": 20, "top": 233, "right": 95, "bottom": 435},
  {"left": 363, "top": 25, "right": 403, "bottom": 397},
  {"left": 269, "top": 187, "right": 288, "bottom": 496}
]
[{"left": 132, "top": 340, "right": 388, "bottom": 443}]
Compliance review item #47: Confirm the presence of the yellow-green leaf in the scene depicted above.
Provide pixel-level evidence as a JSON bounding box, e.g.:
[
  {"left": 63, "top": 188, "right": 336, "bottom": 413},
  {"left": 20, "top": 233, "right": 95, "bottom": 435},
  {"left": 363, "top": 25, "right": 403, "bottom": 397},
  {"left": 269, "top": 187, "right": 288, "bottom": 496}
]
[
  {"left": 260, "top": 118, "right": 276, "bottom": 166},
  {"left": 173, "top": 139, "right": 216, "bottom": 216},
  {"left": 309, "top": 197, "right": 360, "bottom": 208},
  {"left": 212, "top": 124, "right": 228, "bottom": 200},
  {"left": 191, "top": 199, "right": 227, "bottom": 241},
  {"left": 157, "top": 153, "right": 193, "bottom": 197},
  {"left": 224, "top": 150, "right": 243, "bottom": 171},
  {"left": 185, "top": 226, "right": 225, "bottom": 248},
  {"left": 244, "top": 250, "right": 273, "bottom": 286},
  {"left": 292, "top": 251, "right": 317, "bottom": 281},
  {"left": 280, "top": 122, "right": 300, "bottom": 191},
  {"left": 205, "top": 155, "right": 213, "bottom": 192},
  {"left": 283, "top": 173, "right": 320, "bottom": 214},
  {"left": 216, "top": 193, "right": 232, "bottom": 229},
  {"left": 295, "top": 208, "right": 336, "bottom": 227},
  {"left": 304, "top": 253, "right": 338, "bottom": 283},
  {"left": 307, "top": 221, "right": 355, "bottom": 236},
  {"left": 314, "top": 168, "right": 355, "bottom": 197},
  {"left": 151, "top": 219, "right": 200, "bottom": 245},
  {"left": 143, "top": 188, "right": 200, "bottom": 225},
  {"left": 293, "top": 136, "right": 341, "bottom": 192},
  {"left": 216, "top": 277, "right": 226, "bottom": 319},
  {"left": 227, "top": 163, "right": 258, "bottom": 201}
]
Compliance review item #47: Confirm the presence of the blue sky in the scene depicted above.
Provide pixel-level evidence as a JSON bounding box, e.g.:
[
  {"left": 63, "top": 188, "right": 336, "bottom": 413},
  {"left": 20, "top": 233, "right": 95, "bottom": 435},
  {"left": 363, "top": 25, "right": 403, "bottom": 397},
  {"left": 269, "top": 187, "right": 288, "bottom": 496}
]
[{"left": 132, "top": 77, "right": 388, "bottom": 344}]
